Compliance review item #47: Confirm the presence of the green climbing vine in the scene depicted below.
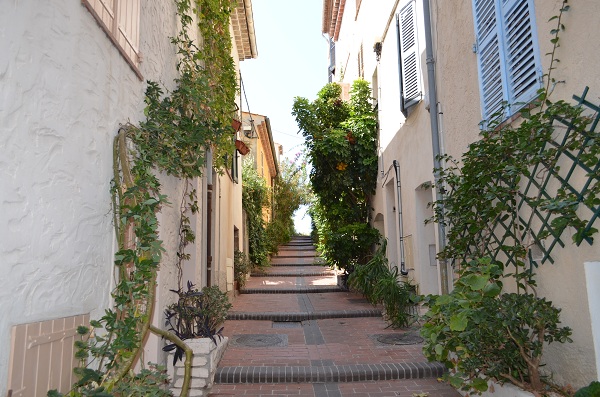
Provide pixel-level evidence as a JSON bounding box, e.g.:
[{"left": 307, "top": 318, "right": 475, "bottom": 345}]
[
  {"left": 49, "top": 1, "right": 238, "bottom": 396},
  {"left": 241, "top": 159, "right": 270, "bottom": 268}
]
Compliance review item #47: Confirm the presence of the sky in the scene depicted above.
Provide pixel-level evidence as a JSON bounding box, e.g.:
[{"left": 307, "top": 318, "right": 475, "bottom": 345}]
[{"left": 240, "top": 0, "right": 329, "bottom": 234}]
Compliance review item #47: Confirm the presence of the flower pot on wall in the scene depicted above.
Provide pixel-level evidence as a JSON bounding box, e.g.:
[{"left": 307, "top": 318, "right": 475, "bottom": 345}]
[
  {"left": 231, "top": 118, "right": 242, "bottom": 132},
  {"left": 167, "top": 336, "right": 229, "bottom": 397},
  {"left": 337, "top": 274, "right": 349, "bottom": 291},
  {"left": 235, "top": 139, "right": 250, "bottom": 155}
]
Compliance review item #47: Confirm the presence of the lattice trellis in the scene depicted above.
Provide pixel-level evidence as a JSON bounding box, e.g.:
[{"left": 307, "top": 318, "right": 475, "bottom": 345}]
[{"left": 473, "top": 87, "right": 600, "bottom": 268}]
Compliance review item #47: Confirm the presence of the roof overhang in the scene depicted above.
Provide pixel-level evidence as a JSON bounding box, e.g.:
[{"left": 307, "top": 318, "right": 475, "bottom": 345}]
[
  {"left": 322, "top": 0, "right": 346, "bottom": 41},
  {"left": 231, "top": 0, "right": 258, "bottom": 60}
]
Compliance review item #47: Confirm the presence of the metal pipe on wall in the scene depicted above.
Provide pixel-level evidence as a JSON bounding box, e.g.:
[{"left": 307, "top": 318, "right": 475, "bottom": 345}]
[
  {"left": 422, "top": 0, "right": 449, "bottom": 294},
  {"left": 393, "top": 160, "right": 409, "bottom": 276}
]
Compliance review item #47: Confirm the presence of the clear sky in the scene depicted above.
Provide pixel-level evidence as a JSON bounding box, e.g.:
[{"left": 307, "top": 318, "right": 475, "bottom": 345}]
[{"left": 240, "top": 0, "right": 329, "bottom": 234}]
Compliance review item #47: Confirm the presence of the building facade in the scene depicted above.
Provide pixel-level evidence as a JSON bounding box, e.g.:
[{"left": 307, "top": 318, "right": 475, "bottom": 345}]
[
  {"left": 0, "top": 1, "right": 256, "bottom": 394},
  {"left": 323, "top": 0, "right": 600, "bottom": 387}
]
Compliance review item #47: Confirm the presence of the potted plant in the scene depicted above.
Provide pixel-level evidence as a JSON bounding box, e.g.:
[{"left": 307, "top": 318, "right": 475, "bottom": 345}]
[
  {"left": 163, "top": 282, "right": 232, "bottom": 396},
  {"left": 234, "top": 250, "right": 252, "bottom": 291}
]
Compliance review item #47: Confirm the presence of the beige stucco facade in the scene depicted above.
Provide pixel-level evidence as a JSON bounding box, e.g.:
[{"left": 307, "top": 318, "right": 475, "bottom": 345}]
[
  {"left": 1, "top": 1, "right": 256, "bottom": 394},
  {"left": 325, "top": 0, "right": 600, "bottom": 388},
  {"left": 241, "top": 112, "right": 280, "bottom": 223}
]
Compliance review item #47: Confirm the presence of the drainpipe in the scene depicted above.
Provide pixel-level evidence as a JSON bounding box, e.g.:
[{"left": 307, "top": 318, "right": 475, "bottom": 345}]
[
  {"left": 392, "top": 160, "right": 409, "bottom": 276},
  {"left": 422, "top": 0, "right": 449, "bottom": 294}
]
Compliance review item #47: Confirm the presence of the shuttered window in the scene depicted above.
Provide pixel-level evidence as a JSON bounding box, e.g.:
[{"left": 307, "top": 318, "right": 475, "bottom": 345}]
[
  {"left": 83, "top": 0, "right": 142, "bottom": 79},
  {"left": 396, "top": 0, "right": 421, "bottom": 112},
  {"left": 473, "top": 0, "right": 541, "bottom": 119}
]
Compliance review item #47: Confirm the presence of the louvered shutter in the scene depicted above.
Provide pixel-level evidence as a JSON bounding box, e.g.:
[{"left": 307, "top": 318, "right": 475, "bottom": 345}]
[
  {"left": 117, "top": 0, "right": 141, "bottom": 64},
  {"left": 473, "top": 0, "right": 541, "bottom": 119},
  {"left": 501, "top": 0, "right": 541, "bottom": 108},
  {"left": 398, "top": 1, "right": 421, "bottom": 108},
  {"left": 87, "top": 0, "right": 116, "bottom": 30},
  {"left": 473, "top": 0, "right": 506, "bottom": 119}
]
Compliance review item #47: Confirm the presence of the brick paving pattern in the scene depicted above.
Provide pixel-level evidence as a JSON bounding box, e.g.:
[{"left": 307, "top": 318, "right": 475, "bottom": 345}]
[{"left": 208, "top": 236, "right": 460, "bottom": 397}]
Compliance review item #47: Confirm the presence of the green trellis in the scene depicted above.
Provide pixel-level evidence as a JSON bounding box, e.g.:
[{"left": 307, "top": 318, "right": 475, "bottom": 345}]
[
  {"left": 469, "top": 87, "right": 600, "bottom": 268},
  {"left": 449, "top": 87, "right": 600, "bottom": 267}
]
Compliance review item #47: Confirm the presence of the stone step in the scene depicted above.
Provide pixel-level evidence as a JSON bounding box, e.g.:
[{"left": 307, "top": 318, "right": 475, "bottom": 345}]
[
  {"left": 240, "top": 286, "right": 343, "bottom": 294},
  {"left": 226, "top": 308, "right": 382, "bottom": 321},
  {"left": 251, "top": 270, "right": 334, "bottom": 277},
  {"left": 273, "top": 250, "right": 318, "bottom": 258},
  {"left": 270, "top": 261, "right": 325, "bottom": 266},
  {"left": 214, "top": 361, "right": 446, "bottom": 384}
]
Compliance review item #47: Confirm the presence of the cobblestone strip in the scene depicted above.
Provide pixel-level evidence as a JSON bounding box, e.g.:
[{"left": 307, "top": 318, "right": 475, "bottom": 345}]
[
  {"left": 226, "top": 309, "right": 382, "bottom": 321},
  {"left": 213, "top": 362, "right": 446, "bottom": 384}
]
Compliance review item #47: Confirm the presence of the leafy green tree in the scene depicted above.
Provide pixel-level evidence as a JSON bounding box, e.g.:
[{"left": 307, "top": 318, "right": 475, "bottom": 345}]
[
  {"left": 293, "top": 80, "right": 380, "bottom": 273},
  {"left": 266, "top": 152, "right": 312, "bottom": 252}
]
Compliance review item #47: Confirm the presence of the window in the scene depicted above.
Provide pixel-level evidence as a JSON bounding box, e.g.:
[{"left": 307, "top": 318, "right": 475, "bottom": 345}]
[
  {"left": 328, "top": 37, "right": 336, "bottom": 83},
  {"left": 83, "top": 0, "right": 142, "bottom": 79},
  {"left": 473, "top": 0, "right": 542, "bottom": 119},
  {"left": 396, "top": 0, "right": 421, "bottom": 113},
  {"left": 358, "top": 44, "right": 364, "bottom": 79}
]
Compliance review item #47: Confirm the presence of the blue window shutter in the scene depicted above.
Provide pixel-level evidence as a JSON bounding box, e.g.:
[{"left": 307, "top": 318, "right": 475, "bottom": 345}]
[
  {"left": 472, "top": 0, "right": 541, "bottom": 119},
  {"left": 398, "top": 0, "right": 421, "bottom": 108},
  {"left": 473, "top": 0, "right": 507, "bottom": 118},
  {"left": 501, "top": 0, "right": 541, "bottom": 108}
]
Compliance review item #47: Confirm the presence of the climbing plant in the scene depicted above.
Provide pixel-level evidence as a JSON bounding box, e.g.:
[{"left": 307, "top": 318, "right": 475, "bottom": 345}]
[
  {"left": 293, "top": 80, "right": 380, "bottom": 273},
  {"left": 241, "top": 158, "right": 270, "bottom": 268},
  {"left": 49, "top": 0, "right": 238, "bottom": 396}
]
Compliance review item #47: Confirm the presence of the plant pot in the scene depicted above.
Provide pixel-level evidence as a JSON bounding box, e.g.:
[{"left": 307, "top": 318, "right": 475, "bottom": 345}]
[
  {"left": 337, "top": 274, "right": 349, "bottom": 291},
  {"left": 235, "top": 139, "right": 250, "bottom": 155},
  {"left": 231, "top": 118, "right": 242, "bottom": 132},
  {"left": 167, "top": 336, "right": 229, "bottom": 397}
]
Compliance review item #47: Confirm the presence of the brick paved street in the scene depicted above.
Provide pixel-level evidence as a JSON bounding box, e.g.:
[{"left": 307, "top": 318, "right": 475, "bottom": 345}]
[{"left": 209, "top": 236, "right": 460, "bottom": 397}]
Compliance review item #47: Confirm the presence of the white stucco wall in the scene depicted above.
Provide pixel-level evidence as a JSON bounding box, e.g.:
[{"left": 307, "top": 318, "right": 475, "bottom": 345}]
[
  {"left": 0, "top": 1, "right": 182, "bottom": 392},
  {"left": 335, "top": 0, "right": 443, "bottom": 295}
]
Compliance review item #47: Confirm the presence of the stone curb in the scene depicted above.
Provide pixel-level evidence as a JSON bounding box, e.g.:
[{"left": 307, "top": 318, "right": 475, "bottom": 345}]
[
  {"left": 250, "top": 271, "right": 334, "bottom": 277},
  {"left": 240, "top": 287, "right": 343, "bottom": 294},
  {"left": 214, "top": 362, "right": 446, "bottom": 384},
  {"left": 226, "top": 309, "right": 382, "bottom": 321},
  {"left": 270, "top": 262, "right": 326, "bottom": 267}
]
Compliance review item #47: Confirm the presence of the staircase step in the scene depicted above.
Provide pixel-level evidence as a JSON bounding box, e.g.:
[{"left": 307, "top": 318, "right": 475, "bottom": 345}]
[
  {"left": 214, "top": 362, "right": 446, "bottom": 384},
  {"left": 240, "top": 286, "right": 343, "bottom": 294},
  {"left": 270, "top": 261, "right": 325, "bottom": 266},
  {"left": 226, "top": 308, "right": 382, "bottom": 321},
  {"left": 251, "top": 271, "right": 334, "bottom": 277}
]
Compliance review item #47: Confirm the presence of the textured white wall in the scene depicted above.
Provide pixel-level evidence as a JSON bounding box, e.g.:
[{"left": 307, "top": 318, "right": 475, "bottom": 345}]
[{"left": 0, "top": 1, "right": 180, "bottom": 392}]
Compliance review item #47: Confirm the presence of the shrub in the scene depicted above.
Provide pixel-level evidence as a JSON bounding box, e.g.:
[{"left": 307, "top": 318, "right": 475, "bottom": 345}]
[
  {"left": 349, "top": 240, "right": 417, "bottom": 328},
  {"left": 421, "top": 258, "right": 572, "bottom": 394},
  {"left": 234, "top": 250, "right": 252, "bottom": 289}
]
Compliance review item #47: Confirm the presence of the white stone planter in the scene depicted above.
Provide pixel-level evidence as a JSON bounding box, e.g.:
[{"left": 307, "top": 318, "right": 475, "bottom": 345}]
[{"left": 167, "top": 336, "right": 229, "bottom": 397}]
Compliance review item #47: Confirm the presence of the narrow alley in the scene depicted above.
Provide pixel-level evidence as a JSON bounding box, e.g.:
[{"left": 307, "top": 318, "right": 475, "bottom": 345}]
[{"left": 209, "top": 236, "right": 460, "bottom": 397}]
